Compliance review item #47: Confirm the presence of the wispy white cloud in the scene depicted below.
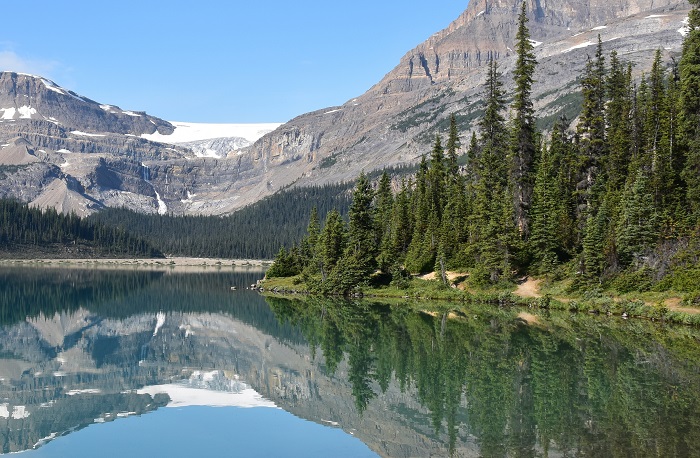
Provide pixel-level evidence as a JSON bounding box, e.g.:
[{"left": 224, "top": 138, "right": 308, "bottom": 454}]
[{"left": 0, "top": 50, "right": 61, "bottom": 78}]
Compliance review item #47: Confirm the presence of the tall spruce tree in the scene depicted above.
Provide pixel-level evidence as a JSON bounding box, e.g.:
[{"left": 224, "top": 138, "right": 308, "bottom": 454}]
[
  {"left": 390, "top": 178, "right": 413, "bottom": 261},
  {"left": 446, "top": 113, "right": 461, "bottom": 181},
  {"left": 530, "top": 125, "right": 569, "bottom": 271},
  {"left": 510, "top": 0, "right": 538, "bottom": 239},
  {"left": 375, "top": 171, "right": 395, "bottom": 273},
  {"left": 330, "top": 172, "right": 377, "bottom": 292},
  {"left": 577, "top": 37, "right": 607, "bottom": 208},
  {"left": 469, "top": 59, "right": 517, "bottom": 283},
  {"left": 318, "top": 209, "right": 346, "bottom": 282},
  {"left": 605, "top": 51, "right": 633, "bottom": 190},
  {"left": 406, "top": 153, "right": 437, "bottom": 273}
]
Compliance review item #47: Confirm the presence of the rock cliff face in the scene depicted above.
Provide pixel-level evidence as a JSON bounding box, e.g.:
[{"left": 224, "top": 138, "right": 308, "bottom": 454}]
[
  {"left": 0, "top": 73, "right": 173, "bottom": 135},
  {"left": 0, "top": 0, "right": 693, "bottom": 216}
]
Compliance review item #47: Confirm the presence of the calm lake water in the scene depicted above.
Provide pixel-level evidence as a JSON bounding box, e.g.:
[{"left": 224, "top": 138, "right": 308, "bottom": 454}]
[{"left": 1, "top": 267, "right": 700, "bottom": 457}]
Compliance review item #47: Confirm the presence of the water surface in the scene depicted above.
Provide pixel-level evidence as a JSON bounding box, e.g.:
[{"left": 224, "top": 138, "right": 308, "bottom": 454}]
[{"left": 1, "top": 267, "right": 699, "bottom": 457}]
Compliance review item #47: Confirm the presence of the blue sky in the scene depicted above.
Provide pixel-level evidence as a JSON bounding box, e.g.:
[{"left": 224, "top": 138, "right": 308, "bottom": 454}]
[{"left": 1, "top": 1, "right": 468, "bottom": 123}]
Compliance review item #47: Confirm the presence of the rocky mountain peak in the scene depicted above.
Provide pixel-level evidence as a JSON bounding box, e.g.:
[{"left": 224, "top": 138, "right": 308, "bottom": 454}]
[
  {"left": 372, "top": 0, "right": 687, "bottom": 95},
  {"left": 0, "top": 72, "right": 173, "bottom": 136}
]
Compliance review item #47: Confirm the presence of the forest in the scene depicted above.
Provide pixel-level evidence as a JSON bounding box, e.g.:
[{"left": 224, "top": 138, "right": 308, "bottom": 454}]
[
  {"left": 0, "top": 198, "right": 161, "bottom": 258},
  {"left": 267, "top": 1, "right": 700, "bottom": 296},
  {"left": 88, "top": 182, "right": 353, "bottom": 259}
]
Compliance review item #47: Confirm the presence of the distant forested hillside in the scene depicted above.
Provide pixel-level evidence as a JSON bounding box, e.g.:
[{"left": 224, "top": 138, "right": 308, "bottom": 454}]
[
  {"left": 0, "top": 199, "right": 161, "bottom": 258},
  {"left": 89, "top": 182, "right": 354, "bottom": 259}
]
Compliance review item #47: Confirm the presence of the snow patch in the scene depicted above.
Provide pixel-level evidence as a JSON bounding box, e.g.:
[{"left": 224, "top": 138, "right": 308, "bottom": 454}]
[
  {"left": 138, "top": 383, "right": 278, "bottom": 409},
  {"left": 122, "top": 110, "right": 142, "bottom": 117},
  {"left": 153, "top": 311, "right": 166, "bottom": 336},
  {"left": 42, "top": 79, "right": 65, "bottom": 95},
  {"left": 563, "top": 41, "right": 595, "bottom": 53},
  {"left": 155, "top": 190, "right": 167, "bottom": 215},
  {"left": 0, "top": 404, "right": 30, "bottom": 419},
  {"left": 476, "top": 10, "right": 485, "bottom": 17},
  {"left": 33, "top": 432, "right": 58, "bottom": 449},
  {"left": 645, "top": 14, "right": 669, "bottom": 19},
  {"left": 324, "top": 109, "right": 342, "bottom": 114},
  {"left": 141, "top": 122, "right": 282, "bottom": 144},
  {"left": 57, "top": 149, "right": 72, "bottom": 154},
  {"left": 591, "top": 26, "right": 607, "bottom": 31},
  {"left": 0, "top": 107, "right": 16, "bottom": 120},
  {"left": 66, "top": 389, "right": 102, "bottom": 396},
  {"left": 679, "top": 17, "right": 691, "bottom": 37},
  {"left": 71, "top": 131, "right": 106, "bottom": 137},
  {"left": 529, "top": 39, "right": 543, "bottom": 47},
  {"left": 195, "top": 148, "right": 221, "bottom": 158},
  {"left": 180, "top": 191, "right": 196, "bottom": 204}
]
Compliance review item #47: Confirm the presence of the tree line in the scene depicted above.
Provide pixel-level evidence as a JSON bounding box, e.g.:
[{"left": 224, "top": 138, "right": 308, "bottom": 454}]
[
  {"left": 0, "top": 198, "right": 161, "bottom": 258},
  {"left": 268, "top": 1, "right": 700, "bottom": 295}
]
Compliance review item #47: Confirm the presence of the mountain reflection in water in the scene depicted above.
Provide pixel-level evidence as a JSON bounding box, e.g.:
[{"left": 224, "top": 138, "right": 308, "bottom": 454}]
[{"left": 0, "top": 267, "right": 699, "bottom": 457}]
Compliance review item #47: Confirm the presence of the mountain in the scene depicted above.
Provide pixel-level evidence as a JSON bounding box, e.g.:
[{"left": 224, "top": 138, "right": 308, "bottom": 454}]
[
  {"left": 244, "top": 0, "right": 691, "bottom": 197},
  {"left": 0, "top": 73, "right": 278, "bottom": 216},
  {"left": 0, "top": 0, "right": 693, "bottom": 217}
]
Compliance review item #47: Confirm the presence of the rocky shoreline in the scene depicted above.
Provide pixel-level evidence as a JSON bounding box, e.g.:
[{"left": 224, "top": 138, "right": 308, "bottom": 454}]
[{"left": 0, "top": 257, "right": 272, "bottom": 271}]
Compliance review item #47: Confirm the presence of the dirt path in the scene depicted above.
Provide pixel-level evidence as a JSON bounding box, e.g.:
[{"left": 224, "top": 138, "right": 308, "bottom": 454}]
[
  {"left": 513, "top": 278, "right": 542, "bottom": 298},
  {"left": 665, "top": 297, "right": 700, "bottom": 315}
]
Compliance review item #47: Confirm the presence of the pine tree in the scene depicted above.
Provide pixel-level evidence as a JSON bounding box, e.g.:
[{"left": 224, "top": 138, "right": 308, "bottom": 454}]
[
  {"left": 530, "top": 137, "right": 566, "bottom": 271},
  {"left": 332, "top": 172, "right": 377, "bottom": 291},
  {"left": 616, "top": 171, "right": 658, "bottom": 267},
  {"left": 446, "top": 113, "right": 461, "bottom": 181},
  {"left": 680, "top": 0, "right": 700, "bottom": 222},
  {"left": 510, "top": 0, "right": 538, "bottom": 238},
  {"left": 318, "top": 209, "right": 346, "bottom": 281},
  {"left": 577, "top": 36, "right": 607, "bottom": 213},
  {"left": 390, "top": 178, "right": 414, "bottom": 260},
  {"left": 644, "top": 50, "right": 667, "bottom": 175},
  {"left": 604, "top": 50, "right": 633, "bottom": 190},
  {"left": 468, "top": 59, "right": 517, "bottom": 283},
  {"left": 375, "top": 171, "right": 395, "bottom": 273},
  {"left": 406, "top": 156, "right": 435, "bottom": 273}
]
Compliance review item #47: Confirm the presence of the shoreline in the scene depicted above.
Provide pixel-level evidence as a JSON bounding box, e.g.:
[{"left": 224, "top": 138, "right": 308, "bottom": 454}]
[{"left": 0, "top": 257, "right": 272, "bottom": 271}]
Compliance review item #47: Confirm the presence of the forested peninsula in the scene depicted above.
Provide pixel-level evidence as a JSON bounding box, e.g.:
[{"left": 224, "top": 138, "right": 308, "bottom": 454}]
[{"left": 264, "top": 2, "right": 700, "bottom": 318}]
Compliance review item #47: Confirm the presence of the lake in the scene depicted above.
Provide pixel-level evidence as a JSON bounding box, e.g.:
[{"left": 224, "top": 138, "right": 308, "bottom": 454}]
[{"left": 1, "top": 267, "right": 699, "bottom": 457}]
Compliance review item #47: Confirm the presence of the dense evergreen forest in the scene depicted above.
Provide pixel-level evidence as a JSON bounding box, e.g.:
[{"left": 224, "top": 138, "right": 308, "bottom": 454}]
[
  {"left": 0, "top": 198, "right": 161, "bottom": 258},
  {"left": 268, "top": 1, "right": 700, "bottom": 296},
  {"left": 89, "top": 182, "right": 353, "bottom": 259}
]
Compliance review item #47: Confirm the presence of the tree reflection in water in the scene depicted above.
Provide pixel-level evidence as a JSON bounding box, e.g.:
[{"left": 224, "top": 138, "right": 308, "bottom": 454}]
[{"left": 267, "top": 296, "right": 700, "bottom": 457}]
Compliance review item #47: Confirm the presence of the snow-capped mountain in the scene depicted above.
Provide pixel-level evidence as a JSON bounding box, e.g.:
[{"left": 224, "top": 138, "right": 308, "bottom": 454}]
[{"left": 0, "top": 0, "right": 693, "bottom": 217}]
